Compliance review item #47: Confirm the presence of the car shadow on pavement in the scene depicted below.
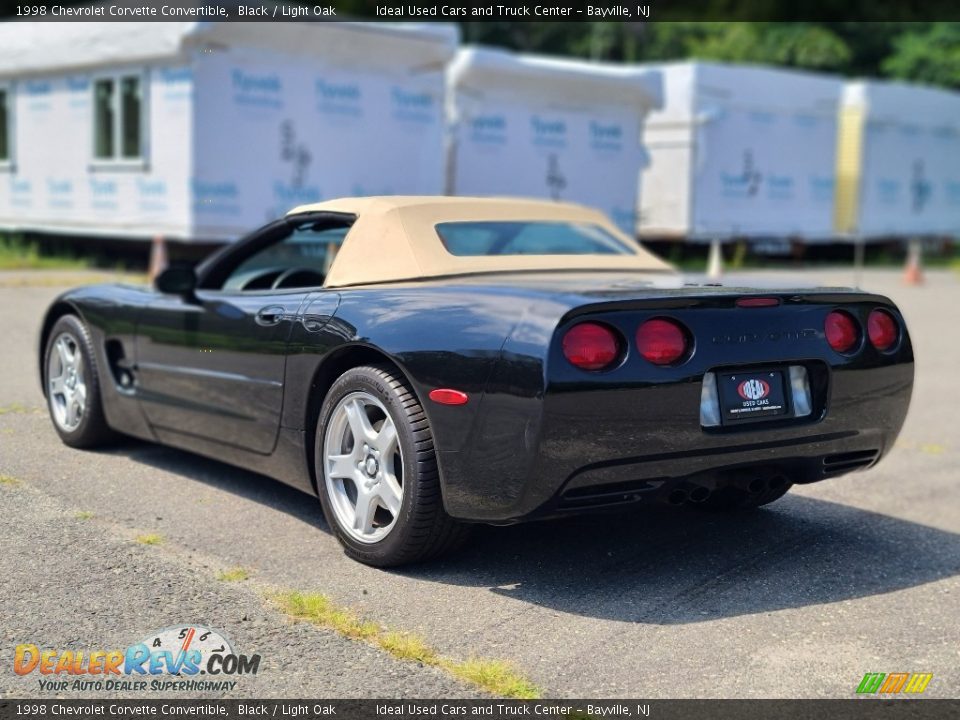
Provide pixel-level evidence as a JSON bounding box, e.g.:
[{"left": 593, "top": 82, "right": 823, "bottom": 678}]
[
  {"left": 107, "top": 439, "right": 330, "bottom": 530},
  {"left": 113, "top": 441, "right": 959, "bottom": 625},
  {"left": 411, "top": 496, "right": 960, "bottom": 624}
]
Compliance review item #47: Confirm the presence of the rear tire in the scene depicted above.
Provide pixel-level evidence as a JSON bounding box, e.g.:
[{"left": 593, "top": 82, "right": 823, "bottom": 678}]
[
  {"left": 43, "top": 314, "right": 118, "bottom": 448},
  {"left": 315, "top": 364, "right": 470, "bottom": 567},
  {"left": 694, "top": 479, "right": 793, "bottom": 512}
]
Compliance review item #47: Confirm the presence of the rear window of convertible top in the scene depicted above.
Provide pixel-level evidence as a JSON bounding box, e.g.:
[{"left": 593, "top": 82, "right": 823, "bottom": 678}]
[{"left": 434, "top": 221, "right": 635, "bottom": 257}]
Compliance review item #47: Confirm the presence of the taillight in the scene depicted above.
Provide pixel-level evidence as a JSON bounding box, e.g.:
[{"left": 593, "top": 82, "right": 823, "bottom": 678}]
[
  {"left": 868, "top": 309, "right": 899, "bottom": 351},
  {"left": 825, "top": 311, "right": 859, "bottom": 353},
  {"left": 636, "top": 318, "right": 689, "bottom": 366},
  {"left": 562, "top": 323, "right": 621, "bottom": 371}
]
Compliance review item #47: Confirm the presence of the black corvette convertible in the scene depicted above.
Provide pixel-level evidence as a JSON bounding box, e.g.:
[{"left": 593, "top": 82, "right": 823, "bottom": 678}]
[{"left": 39, "top": 197, "right": 914, "bottom": 566}]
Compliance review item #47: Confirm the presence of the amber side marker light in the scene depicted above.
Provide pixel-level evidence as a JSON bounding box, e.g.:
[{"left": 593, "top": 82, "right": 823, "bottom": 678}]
[{"left": 429, "top": 389, "right": 469, "bottom": 406}]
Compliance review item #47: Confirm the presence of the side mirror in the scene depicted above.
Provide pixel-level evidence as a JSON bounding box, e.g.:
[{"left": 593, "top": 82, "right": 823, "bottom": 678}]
[{"left": 154, "top": 266, "right": 197, "bottom": 298}]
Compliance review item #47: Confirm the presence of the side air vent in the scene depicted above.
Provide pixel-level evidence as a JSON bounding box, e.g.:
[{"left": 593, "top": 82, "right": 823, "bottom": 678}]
[
  {"left": 822, "top": 449, "right": 880, "bottom": 476},
  {"left": 105, "top": 339, "right": 136, "bottom": 393},
  {"left": 558, "top": 478, "right": 665, "bottom": 510}
]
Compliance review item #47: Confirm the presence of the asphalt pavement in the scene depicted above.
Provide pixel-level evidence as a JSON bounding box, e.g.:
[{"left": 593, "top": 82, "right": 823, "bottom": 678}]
[{"left": 1, "top": 267, "right": 958, "bottom": 699}]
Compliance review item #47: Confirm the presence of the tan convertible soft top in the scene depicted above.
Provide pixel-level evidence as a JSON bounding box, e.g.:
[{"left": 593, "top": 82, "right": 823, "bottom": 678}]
[{"left": 286, "top": 196, "right": 674, "bottom": 288}]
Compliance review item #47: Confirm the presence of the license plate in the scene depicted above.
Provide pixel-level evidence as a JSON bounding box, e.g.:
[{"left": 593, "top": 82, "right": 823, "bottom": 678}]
[{"left": 717, "top": 369, "right": 788, "bottom": 424}]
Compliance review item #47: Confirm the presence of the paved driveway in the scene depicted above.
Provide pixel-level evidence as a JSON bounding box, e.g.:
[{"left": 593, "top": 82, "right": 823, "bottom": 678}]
[{"left": 1, "top": 268, "right": 957, "bottom": 698}]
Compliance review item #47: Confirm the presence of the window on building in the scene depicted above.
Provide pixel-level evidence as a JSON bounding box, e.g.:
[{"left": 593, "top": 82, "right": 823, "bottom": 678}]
[
  {"left": 93, "top": 74, "right": 144, "bottom": 162},
  {"left": 93, "top": 78, "right": 115, "bottom": 159},
  {"left": 0, "top": 86, "right": 10, "bottom": 164},
  {"left": 120, "top": 76, "right": 142, "bottom": 159}
]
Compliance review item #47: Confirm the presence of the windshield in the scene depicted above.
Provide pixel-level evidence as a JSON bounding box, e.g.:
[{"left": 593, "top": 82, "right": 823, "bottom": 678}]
[{"left": 434, "top": 221, "right": 636, "bottom": 257}]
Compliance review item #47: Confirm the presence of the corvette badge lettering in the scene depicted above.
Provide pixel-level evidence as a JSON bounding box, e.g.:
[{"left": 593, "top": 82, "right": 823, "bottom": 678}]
[{"left": 711, "top": 329, "right": 817, "bottom": 345}]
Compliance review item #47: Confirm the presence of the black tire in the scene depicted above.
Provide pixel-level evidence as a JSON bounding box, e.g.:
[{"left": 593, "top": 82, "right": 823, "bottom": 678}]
[
  {"left": 693, "top": 478, "right": 793, "bottom": 512},
  {"left": 315, "top": 364, "right": 471, "bottom": 567},
  {"left": 43, "top": 314, "right": 118, "bottom": 449}
]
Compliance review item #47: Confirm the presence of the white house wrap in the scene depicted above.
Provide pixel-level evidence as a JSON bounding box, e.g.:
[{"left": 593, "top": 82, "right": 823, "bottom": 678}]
[
  {"left": 638, "top": 61, "right": 843, "bottom": 241},
  {"left": 0, "top": 21, "right": 457, "bottom": 241},
  {"left": 446, "top": 47, "right": 662, "bottom": 234},
  {"left": 835, "top": 80, "right": 960, "bottom": 239}
]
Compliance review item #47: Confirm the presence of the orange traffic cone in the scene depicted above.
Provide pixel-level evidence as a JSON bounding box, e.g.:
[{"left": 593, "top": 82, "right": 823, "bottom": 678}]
[
  {"left": 148, "top": 235, "right": 169, "bottom": 283},
  {"left": 903, "top": 238, "right": 924, "bottom": 286}
]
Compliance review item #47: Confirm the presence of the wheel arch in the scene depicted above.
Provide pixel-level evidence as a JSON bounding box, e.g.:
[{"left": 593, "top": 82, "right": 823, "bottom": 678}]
[{"left": 303, "top": 343, "right": 426, "bottom": 495}]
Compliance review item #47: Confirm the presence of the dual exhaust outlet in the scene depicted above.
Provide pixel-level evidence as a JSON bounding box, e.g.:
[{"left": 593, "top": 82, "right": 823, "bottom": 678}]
[{"left": 665, "top": 474, "right": 788, "bottom": 505}]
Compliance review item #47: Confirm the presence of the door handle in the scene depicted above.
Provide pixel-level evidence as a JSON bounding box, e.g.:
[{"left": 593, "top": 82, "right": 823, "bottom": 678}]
[{"left": 255, "top": 305, "right": 285, "bottom": 327}]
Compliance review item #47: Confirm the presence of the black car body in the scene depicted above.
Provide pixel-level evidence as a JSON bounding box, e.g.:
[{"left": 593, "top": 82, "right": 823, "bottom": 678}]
[{"left": 39, "top": 197, "right": 914, "bottom": 565}]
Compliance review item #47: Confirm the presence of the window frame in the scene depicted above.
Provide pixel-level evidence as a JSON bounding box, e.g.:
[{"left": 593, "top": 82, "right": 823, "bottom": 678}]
[
  {"left": 196, "top": 213, "right": 357, "bottom": 293},
  {"left": 220, "top": 224, "right": 350, "bottom": 292},
  {"left": 0, "top": 81, "right": 13, "bottom": 171},
  {"left": 90, "top": 69, "right": 149, "bottom": 169}
]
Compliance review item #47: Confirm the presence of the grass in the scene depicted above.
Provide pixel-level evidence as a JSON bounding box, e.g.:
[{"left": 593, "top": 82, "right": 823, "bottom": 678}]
[
  {"left": 275, "top": 591, "right": 380, "bottom": 640},
  {"left": 0, "top": 235, "right": 90, "bottom": 271},
  {"left": 134, "top": 533, "right": 164, "bottom": 546},
  {"left": 0, "top": 474, "right": 21, "bottom": 487},
  {"left": 379, "top": 630, "right": 439, "bottom": 664},
  {"left": 75, "top": 510, "right": 95, "bottom": 520},
  {"left": 215, "top": 567, "right": 251, "bottom": 582},
  {"left": 271, "top": 590, "right": 541, "bottom": 699},
  {"left": 0, "top": 403, "right": 28, "bottom": 415},
  {"left": 440, "top": 657, "right": 542, "bottom": 699}
]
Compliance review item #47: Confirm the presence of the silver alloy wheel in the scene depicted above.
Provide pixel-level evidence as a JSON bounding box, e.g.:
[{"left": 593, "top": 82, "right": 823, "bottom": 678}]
[
  {"left": 47, "top": 332, "right": 87, "bottom": 433},
  {"left": 323, "top": 391, "right": 404, "bottom": 544}
]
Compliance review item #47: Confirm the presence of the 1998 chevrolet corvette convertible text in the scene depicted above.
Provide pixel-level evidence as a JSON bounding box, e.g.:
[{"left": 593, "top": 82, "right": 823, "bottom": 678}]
[{"left": 39, "top": 197, "right": 913, "bottom": 566}]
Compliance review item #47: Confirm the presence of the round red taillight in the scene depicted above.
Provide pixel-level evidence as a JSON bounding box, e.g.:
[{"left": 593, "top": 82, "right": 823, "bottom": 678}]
[
  {"left": 562, "top": 323, "right": 621, "bottom": 371},
  {"left": 636, "top": 318, "right": 689, "bottom": 366},
  {"left": 868, "top": 309, "right": 899, "bottom": 351},
  {"left": 825, "top": 311, "right": 860, "bottom": 353}
]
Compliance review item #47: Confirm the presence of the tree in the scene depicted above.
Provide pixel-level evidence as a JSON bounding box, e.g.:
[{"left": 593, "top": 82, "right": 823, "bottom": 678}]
[
  {"left": 883, "top": 23, "right": 960, "bottom": 89},
  {"left": 656, "top": 23, "right": 852, "bottom": 70}
]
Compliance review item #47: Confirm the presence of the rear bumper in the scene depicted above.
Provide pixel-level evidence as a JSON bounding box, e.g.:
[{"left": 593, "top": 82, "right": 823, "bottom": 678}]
[
  {"left": 443, "top": 366, "right": 910, "bottom": 522},
  {"left": 552, "top": 431, "right": 883, "bottom": 514},
  {"left": 437, "top": 296, "right": 914, "bottom": 523},
  {"left": 528, "top": 360, "right": 912, "bottom": 519}
]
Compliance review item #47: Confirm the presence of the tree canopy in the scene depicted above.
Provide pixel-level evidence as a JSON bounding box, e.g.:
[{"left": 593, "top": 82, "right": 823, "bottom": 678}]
[
  {"left": 4, "top": 3, "right": 954, "bottom": 90},
  {"left": 457, "top": 22, "right": 960, "bottom": 90}
]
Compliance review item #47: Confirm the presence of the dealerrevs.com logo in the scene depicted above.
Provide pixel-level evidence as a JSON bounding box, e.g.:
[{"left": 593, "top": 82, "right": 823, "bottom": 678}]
[{"left": 14, "top": 625, "right": 260, "bottom": 693}]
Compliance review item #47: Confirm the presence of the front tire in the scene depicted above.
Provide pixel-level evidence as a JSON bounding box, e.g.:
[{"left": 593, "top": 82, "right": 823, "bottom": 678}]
[
  {"left": 44, "top": 314, "right": 117, "bottom": 448},
  {"left": 315, "top": 364, "right": 470, "bottom": 567}
]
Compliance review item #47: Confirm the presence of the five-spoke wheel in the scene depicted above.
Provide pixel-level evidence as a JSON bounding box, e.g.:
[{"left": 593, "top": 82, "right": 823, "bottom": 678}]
[
  {"left": 323, "top": 391, "right": 405, "bottom": 544},
  {"left": 43, "top": 314, "right": 116, "bottom": 448},
  {"left": 47, "top": 332, "right": 88, "bottom": 433},
  {"left": 315, "top": 364, "right": 470, "bottom": 566}
]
